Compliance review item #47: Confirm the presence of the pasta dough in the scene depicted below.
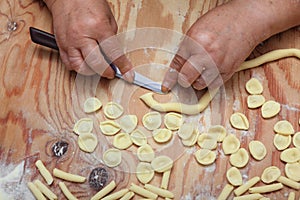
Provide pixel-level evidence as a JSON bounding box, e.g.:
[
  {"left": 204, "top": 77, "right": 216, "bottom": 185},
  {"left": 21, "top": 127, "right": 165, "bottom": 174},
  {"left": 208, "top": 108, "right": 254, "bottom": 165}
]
[
  {"left": 229, "top": 148, "right": 249, "bottom": 168},
  {"left": 164, "top": 112, "right": 183, "bottom": 130},
  {"left": 248, "top": 140, "right": 267, "bottom": 160},
  {"left": 137, "top": 144, "right": 155, "bottom": 162},
  {"left": 73, "top": 118, "right": 93, "bottom": 135},
  {"left": 119, "top": 115, "right": 138, "bottom": 133},
  {"left": 207, "top": 125, "right": 227, "bottom": 142},
  {"left": 130, "top": 129, "right": 147, "bottom": 146},
  {"left": 151, "top": 155, "right": 173, "bottom": 173},
  {"left": 280, "top": 147, "right": 300, "bottom": 163},
  {"left": 285, "top": 162, "right": 300, "bottom": 182},
  {"left": 103, "top": 148, "right": 122, "bottom": 167},
  {"left": 152, "top": 128, "right": 173, "bottom": 143},
  {"left": 197, "top": 133, "right": 218, "bottom": 150},
  {"left": 53, "top": 168, "right": 86, "bottom": 183},
  {"left": 226, "top": 167, "right": 242, "bottom": 186},
  {"left": 230, "top": 113, "right": 249, "bottom": 130},
  {"left": 261, "top": 100, "right": 281, "bottom": 119},
  {"left": 144, "top": 184, "right": 174, "bottom": 199},
  {"left": 142, "top": 111, "right": 162, "bottom": 130},
  {"left": 245, "top": 78, "right": 263, "bottom": 95},
  {"left": 261, "top": 166, "right": 281, "bottom": 184},
  {"left": 91, "top": 180, "right": 116, "bottom": 200},
  {"left": 113, "top": 132, "right": 133, "bottom": 150},
  {"left": 194, "top": 149, "right": 216, "bottom": 166},
  {"left": 99, "top": 120, "right": 121, "bottom": 136},
  {"left": 222, "top": 134, "right": 240, "bottom": 155},
  {"left": 247, "top": 95, "right": 265, "bottom": 109},
  {"left": 293, "top": 132, "right": 300, "bottom": 148},
  {"left": 84, "top": 97, "right": 102, "bottom": 113},
  {"left": 136, "top": 162, "right": 155, "bottom": 184},
  {"left": 77, "top": 132, "right": 98, "bottom": 153},
  {"left": 273, "top": 134, "right": 291, "bottom": 151},
  {"left": 181, "top": 127, "right": 199, "bottom": 147},
  {"left": 234, "top": 176, "right": 260, "bottom": 196},
  {"left": 35, "top": 160, "right": 53, "bottom": 185},
  {"left": 58, "top": 182, "right": 78, "bottom": 200},
  {"left": 34, "top": 180, "right": 57, "bottom": 200},
  {"left": 273, "top": 120, "right": 295, "bottom": 135},
  {"left": 178, "top": 123, "right": 196, "bottom": 140},
  {"left": 27, "top": 182, "right": 47, "bottom": 200},
  {"left": 104, "top": 102, "right": 124, "bottom": 119}
]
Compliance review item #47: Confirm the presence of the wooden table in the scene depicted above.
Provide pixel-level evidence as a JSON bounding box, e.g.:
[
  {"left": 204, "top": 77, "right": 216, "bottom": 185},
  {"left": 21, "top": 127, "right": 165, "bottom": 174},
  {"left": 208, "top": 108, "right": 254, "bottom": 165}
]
[{"left": 0, "top": 0, "right": 299, "bottom": 199}]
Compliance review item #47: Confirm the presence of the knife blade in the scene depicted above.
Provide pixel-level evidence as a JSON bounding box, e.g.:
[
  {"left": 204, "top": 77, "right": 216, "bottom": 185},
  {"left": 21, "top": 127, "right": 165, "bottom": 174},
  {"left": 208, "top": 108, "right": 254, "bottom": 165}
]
[{"left": 29, "top": 27, "right": 164, "bottom": 94}]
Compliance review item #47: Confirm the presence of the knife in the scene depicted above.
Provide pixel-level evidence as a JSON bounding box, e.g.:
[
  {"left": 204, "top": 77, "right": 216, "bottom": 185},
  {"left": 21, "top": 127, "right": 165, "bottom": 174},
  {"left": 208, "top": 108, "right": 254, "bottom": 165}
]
[{"left": 29, "top": 27, "right": 164, "bottom": 94}]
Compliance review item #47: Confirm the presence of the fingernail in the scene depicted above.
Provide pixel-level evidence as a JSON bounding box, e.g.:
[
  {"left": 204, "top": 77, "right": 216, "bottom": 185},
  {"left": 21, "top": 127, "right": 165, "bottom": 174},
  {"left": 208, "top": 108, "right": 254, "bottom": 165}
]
[
  {"left": 161, "top": 84, "right": 170, "bottom": 93},
  {"left": 178, "top": 74, "right": 190, "bottom": 88},
  {"left": 123, "top": 70, "right": 135, "bottom": 83}
]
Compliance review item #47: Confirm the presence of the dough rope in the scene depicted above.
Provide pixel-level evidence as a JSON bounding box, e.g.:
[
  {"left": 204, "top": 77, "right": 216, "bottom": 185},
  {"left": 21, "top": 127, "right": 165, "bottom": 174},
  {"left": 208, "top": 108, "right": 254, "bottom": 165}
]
[{"left": 140, "top": 48, "right": 300, "bottom": 115}]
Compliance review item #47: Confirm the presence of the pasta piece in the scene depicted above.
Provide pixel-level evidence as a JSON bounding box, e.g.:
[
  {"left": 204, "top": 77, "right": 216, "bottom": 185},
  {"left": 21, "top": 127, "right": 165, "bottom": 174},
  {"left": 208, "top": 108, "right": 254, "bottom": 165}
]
[
  {"left": 230, "top": 113, "right": 249, "bottom": 130},
  {"left": 35, "top": 160, "right": 53, "bottom": 185},
  {"left": 119, "top": 115, "right": 138, "bottom": 133},
  {"left": 153, "top": 128, "right": 173, "bottom": 143},
  {"left": 102, "top": 189, "right": 129, "bottom": 200},
  {"left": 119, "top": 192, "right": 135, "bottom": 200},
  {"left": 27, "top": 182, "right": 47, "bottom": 200},
  {"left": 285, "top": 162, "right": 300, "bottom": 182},
  {"left": 58, "top": 182, "right": 78, "bottom": 200},
  {"left": 194, "top": 149, "right": 216, "bottom": 166},
  {"left": 292, "top": 132, "right": 300, "bottom": 148},
  {"left": 261, "top": 166, "right": 281, "bottom": 184},
  {"left": 129, "top": 183, "right": 158, "bottom": 199},
  {"left": 91, "top": 180, "right": 116, "bottom": 200},
  {"left": 84, "top": 97, "right": 102, "bottom": 113},
  {"left": 249, "top": 183, "right": 283, "bottom": 194},
  {"left": 137, "top": 144, "right": 155, "bottom": 162},
  {"left": 178, "top": 123, "right": 197, "bottom": 140},
  {"left": 233, "top": 193, "right": 263, "bottom": 200},
  {"left": 280, "top": 147, "right": 300, "bottom": 163},
  {"left": 229, "top": 148, "right": 249, "bottom": 168},
  {"left": 226, "top": 167, "right": 242, "bottom": 186},
  {"left": 164, "top": 112, "right": 183, "bottom": 130},
  {"left": 261, "top": 100, "right": 281, "bottom": 119},
  {"left": 144, "top": 184, "right": 174, "bottom": 198},
  {"left": 273, "top": 134, "right": 291, "bottom": 151},
  {"left": 151, "top": 156, "right": 173, "bottom": 173},
  {"left": 197, "top": 133, "right": 218, "bottom": 150},
  {"left": 53, "top": 168, "right": 86, "bottom": 183},
  {"left": 234, "top": 176, "right": 260, "bottom": 196},
  {"left": 142, "top": 112, "right": 162, "bottom": 130},
  {"left": 274, "top": 120, "right": 295, "bottom": 135},
  {"left": 247, "top": 95, "right": 265, "bottom": 109},
  {"left": 288, "top": 192, "right": 295, "bottom": 200},
  {"left": 103, "top": 148, "right": 122, "bottom": 168},
  {"left": 245, "top": 78, "right": 263, "bottom": 95},
  {"left": 73, "top": 118, "right": 93, "bottom": 135},
  {"left": 130, "top": 129, "right": 147, "bottom": 146},
  {"left": 181, "top": 128, "right": 199, "bottom": 147},
  {"left": 34, "top": 180, "right": 57, "bottom": 200},
  {"left": 104, "top": 102, "right": 123, "bottom": 119},
  {"left": 113, "top": 132, "right": 133, "bottom": 150},
  {"left": 222, "top": 134, "right": 240, "bottom": 155},
  {"left": 207, "top": 125, "right": 227, "bottom": 142},
  {"left": 277, "top": 176, "right": 300, "bottom": 190},
  {"left": 136, "top": 162, "right": 155, "bottom": 184},
  {"left": 161, "top": 170, "right": 171, "bottom": 190},
  {"left": 99, "top": 120, "right": 121, "bottom": 136},
  {"left": 77, "top": 132, "right": 98, "bottom": 153},
  {"left": 249, "top": 140, "right": 267, "bottom": 160},
  {"left": 217, "top": 184, "right": 234, "bottom": 200}
]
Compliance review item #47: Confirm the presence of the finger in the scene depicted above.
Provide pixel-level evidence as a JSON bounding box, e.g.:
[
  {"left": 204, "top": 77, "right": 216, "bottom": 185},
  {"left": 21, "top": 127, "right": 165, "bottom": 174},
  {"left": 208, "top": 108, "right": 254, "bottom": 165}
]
[
  {"left": 67, "top": 48, "right": 96, "bottom": 76},
  {"left": 192, "top": 67, "right": 221, "bottom": 90}
]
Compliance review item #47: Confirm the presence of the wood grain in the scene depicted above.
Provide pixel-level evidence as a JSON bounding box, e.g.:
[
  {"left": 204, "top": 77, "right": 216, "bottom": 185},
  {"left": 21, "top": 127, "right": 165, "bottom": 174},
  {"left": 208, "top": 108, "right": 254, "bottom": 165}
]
[{"left": 0, "top": 0, "right": 299, "bottom": 199}]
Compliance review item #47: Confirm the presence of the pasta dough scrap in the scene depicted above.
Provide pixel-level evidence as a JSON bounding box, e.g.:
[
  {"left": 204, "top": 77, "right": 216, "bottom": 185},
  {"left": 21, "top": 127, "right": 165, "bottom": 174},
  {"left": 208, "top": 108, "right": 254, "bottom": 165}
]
[
  {"left": 285, "top": 162, "right": 300, "bottom": 182},
  {"left": 194, "top": 149, "right": 216, "bottom": 165},
  {"left": 35, "top": 160, "right": 53, "bottom": 185},
  {"left": 247, "top": 95, "right": 265, "bottom": 109},
  {"left": 104, "top": 102, "right": 124, "bottom": 119},
  {"left": 73, "top": 118, "right": 93, "bottom": 135},
  {"left": 222, "top": 134, "right": 240, "bottom": 155},
  {"left": 226, "top": 167, "right": 243, "bottom": 186},
  {"left": 273, "top": 134, "right": 291, "bottom": 151},
  {"left": 292, "top": 132, "right": 300, "bottom": 148},
  {"left": 53, "top": 168, "right": 86, "bottom": 183},
  {"left": 207, "top": 125, "right": 227, "bottom": 142},
  {"left": 261, "top": 166, "right": 281, "bottom": 184},
  {"left": 248, "top": 183, "right": 283, "bottom": 194},
  {"left": 274, "top": 120, "right": 295, "bottom": 135},
  {"left": 77, "top": 132, "right": 98, "bottom": 153},
  {"left": 230, "top": 113, "right": 249, "bottom": 130},
  {"left": 119, "top": 115, "right": 138, "bottom": 133},
  {"left": 113, "top": 132, "right": 133, "bottom": 150},
  {"left": 84, "top": 97, "right": 102, "bottom": 113},
  {"left": 27, "top": 182, "right": 47, "bottom": 200},
  {"left": 178, "top": 123, "right": 196, "bottom": 140},
  {"left": 152, "top": 128, "right": 173, "bottom": 143},
  {"left": 261, "top": 100, "right": 281, "bottom": 119},
  {"left": 103, "top": 148, "right": 122, "bottom": 167},
  {"left": 249, "top": 140, "right": 267, "bottom": 160},
  {"left": 217, "top": 184, "right": 234, "bottom": 200},
  {"left": 181, "top": 127, "right": 199, "bottom": 147},
  {"left": 151, "top": 155, "right": 173, "bottom": 173},
  {"left": 130, "top": 129, "right": 147, "bottom": 146},
  {"left": 137, "top": 144, "right": 155, "bottom": 162},
  {"left": 136, "top": 162, "right": 155, "bottom": 184},
  {"left": 142, "top": 111, "right": 162, "bottom": 130},
  {"left": 245, "top": 78, "right": 263, "bottom": 95},
  {"left": 280, "top": 148, "right": 300, "bottom": 163},
  {"left": 58, "top": 182, "right": 78, "bottom": 200},
  {"left": 164, "top": 112, "right": 183, "bottom": 130},
  {"left": 197, "top": 133, "right": 218, "bottom": 150},
  {"left": 99, "top": 120, "right": 121, "bottom": 136},
  {"left": 229, "top": 148, "right": 249, "bottom": 168}
]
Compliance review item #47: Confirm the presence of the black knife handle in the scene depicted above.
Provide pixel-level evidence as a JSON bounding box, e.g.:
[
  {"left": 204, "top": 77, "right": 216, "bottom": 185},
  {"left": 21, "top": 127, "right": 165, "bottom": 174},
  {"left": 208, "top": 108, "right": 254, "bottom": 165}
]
[{"left": 29, "top": 27, "right": 59, "bottom": 51}]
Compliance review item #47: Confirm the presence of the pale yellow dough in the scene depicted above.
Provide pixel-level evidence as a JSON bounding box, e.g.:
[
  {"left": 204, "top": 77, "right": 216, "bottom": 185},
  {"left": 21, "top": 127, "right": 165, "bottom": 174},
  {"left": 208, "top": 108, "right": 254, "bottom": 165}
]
[
  {"left": 261, "top": 166, "right": 281, "bottom": 184},
  {"left": 178, "top": 122, "right": 196, "bottom": 140},
  {"left": 164, "top": 112, "right": 183, "bottom": 130},
  {"left": 136, "top": 162, "right": 155, "bottom": 184},
  {"left": 207, "top": 125, "right": 227, "bottom": 142},
  {"left": 226, "top": 166, "right": 243, "bottom": 186},
  {"left": 247, "top": 95, "right": 265, "bottom": 109},
  {"left": 137, "top": 144, "right": 155, "bottom": 162},
  {"left": 194, "top": 149, "right": 216, "bottom": 165},
  {"left": 261, "top": 100, "right": 281, "bottom": 119},
  {"left": 119, "top": 115, "right": 138, "bottom": 133},
  {"left": 245, "top": 78, "right": 263, "bottom": 95},
  {"left": 103, "top": 148, "right": 122, "bottom": 167},
  {"left": 274, "top": 120, "right": 295, "bottom": 135},
  {"left": 152, "top": 128, "right": 173, "bottom": 143},
  {"left": 113, "top": 132, "right": 133, "bottom": 150},
  {"left": 151, "top": 155, "right": 173, "bottom": 173},
  {"left": 83, "top": 97, "right": 102, "bottom": 113},
  {"left": 77, "top": 132, "right": 98, "bottom": 153},
  {"left": 104, "top": 102, "right": 123, "bottom": 119},
  {"left": 249, "top": 140, "right": 267, "bottom": 160},
  {"left": 280, "top": 147, "right": 300, "bottom": 163},
  {"left": 99, "top": 120, "right": 120, "bottom": 136},
  {"left": 197, "top": 133, "right": 218, "bottom": 150},
  {"left": 292, "top": 132, "right": 300, "bottom": 148},
  {"left": 181, "top": 127, "right": 199, "bottom": 147},
  {"left": 142, "top": 111, "right": 162, "bottom": 130},
  {"left": 230, "top": 112, "right": 249, "bottom": 130},
  {"left": 73, "top": 118, "right": 93, "bottom": 135},
  {"left": 130, "top": 129, "right": 147, "bottom": 146},
  {"left": 285, "top": 162, "right": 300, "bottom": 182},
  {"left": 222, "top": 134, "right": 240, "bottom": 155},
  {"left": 229, "top": 148, "right": 249, "bottom": 168},
  {"left": 273, "top": 134, "right": 291, "bottom": 151}
]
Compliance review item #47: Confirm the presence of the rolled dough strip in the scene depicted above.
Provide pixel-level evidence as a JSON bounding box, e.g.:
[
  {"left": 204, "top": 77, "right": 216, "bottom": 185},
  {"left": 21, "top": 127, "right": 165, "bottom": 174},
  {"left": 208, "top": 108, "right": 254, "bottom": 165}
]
[
  {"left": 140, "top": 49, "right": 300, "bottom": 115},
  {"left": 35, "top": 160, "right": 53, "bottom": 185},
  {"left": 58, "top": 182, "right": 78, "bottom": 200},
  {"left": 27, "top": 182, "right": 47, "bottom": 200},
  {"left": 53, "top": 168, "right": 86, "bottom": 183}
]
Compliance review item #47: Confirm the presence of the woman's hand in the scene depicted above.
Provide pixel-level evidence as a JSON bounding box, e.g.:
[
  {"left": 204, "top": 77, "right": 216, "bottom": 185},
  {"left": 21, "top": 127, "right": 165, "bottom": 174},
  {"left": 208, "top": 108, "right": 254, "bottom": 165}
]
[{"left": 44, "top": 0, "right": 134, "bottom": 81}]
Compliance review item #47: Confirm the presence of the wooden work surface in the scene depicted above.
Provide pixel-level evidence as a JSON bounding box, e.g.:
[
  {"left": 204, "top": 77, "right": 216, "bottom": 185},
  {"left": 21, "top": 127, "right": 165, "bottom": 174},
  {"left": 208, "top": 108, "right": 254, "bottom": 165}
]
[{"left": 0, "top": 0, "right": 300, "bottom": 199}]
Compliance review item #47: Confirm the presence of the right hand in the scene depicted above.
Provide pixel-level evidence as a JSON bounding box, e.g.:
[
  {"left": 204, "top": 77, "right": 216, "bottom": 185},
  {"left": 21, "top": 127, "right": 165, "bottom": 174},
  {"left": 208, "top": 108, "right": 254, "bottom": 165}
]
[{"left": 45, "top": 0, "right": 134, "bottom": 81}]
